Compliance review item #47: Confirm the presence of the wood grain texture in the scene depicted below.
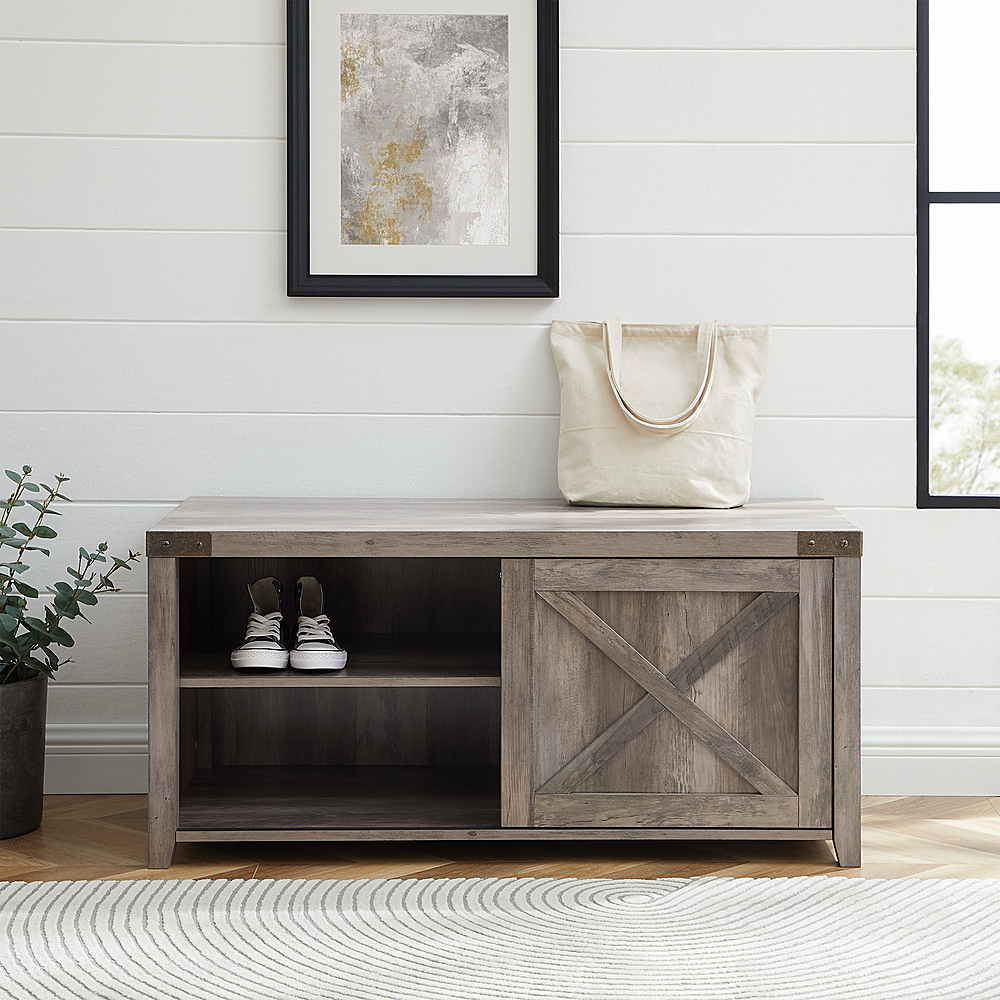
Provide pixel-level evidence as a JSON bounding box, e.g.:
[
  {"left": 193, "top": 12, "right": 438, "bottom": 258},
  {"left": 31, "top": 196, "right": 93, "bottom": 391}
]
[
  {"left": 146, "top": 497, "right": 861, "bottom": 559},
  {"left": 203, "top": 688, "right": 499, "bottom": 768},
  {"left": 147, "top": 557, "right": 179, "bottom": 869},
  {"left": 798, "top": 561, "right": 834, "bottom": 828},
  {"left": 173, "top": 827, "right": 834, "bottom": 843},
  {"left": 834, "top": 558, "right": 863, "bottom": 867},
  {"left": 681, "top": 591, "right": 799, "bottom": 797},
  {"left": 537, "top": 592, "right": 798, "bottom": 794},
  {"left": 533, "top": 559, "right": 800, "bottom": 592},
  {"left": 178, "top": 766, "right": 500, "bottom": 831},
  {"left": 501, "top": 559, "right": 533, "bottom": 828},
  {"left": 537, "top": 694, "right": 667, "bottom": 795},
  {"left": 180, "top": 636, "right": 501, "bottom": 688},
  {"left": 196, "top": 691, "right": 213, "bottom": 770},
  {"left": 178, "top": 689, "right": 197, "bottom": 794},
  {"left": 669, "top": 591, "right": 798, "bottom": 691},
  {"left": 538, "top": 591, "right": 795, "bottom": 798},
  {"left": 203, "top": 557, "right": 501, "bottom": 637},
  {"left": 533, "top": 794, "right": 798, "bottom": 829}
]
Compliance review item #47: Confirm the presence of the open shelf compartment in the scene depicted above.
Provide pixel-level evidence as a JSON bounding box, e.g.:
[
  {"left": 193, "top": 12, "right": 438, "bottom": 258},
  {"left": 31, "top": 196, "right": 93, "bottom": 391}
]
[
  {"left": 176, "top": 555, "right": 503, "bottom": 830},
  {"left": 178, "top": 765, "right": 500, "bottom": 831},
  {"left": 180, "top": 633, "right": 500, "bottom": 688}
]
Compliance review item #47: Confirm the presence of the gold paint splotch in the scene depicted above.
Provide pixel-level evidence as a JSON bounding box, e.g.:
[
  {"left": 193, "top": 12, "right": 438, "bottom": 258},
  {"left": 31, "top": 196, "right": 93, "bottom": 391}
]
[
  {"left": 351, "top": 196, "right": 402, "bottom": 245},
  {"left": 346, "top": 124, "right": 434, "bottom": 244},
  {"left": 340, "top": 42, "right": 361, "bottom": 101},
  {"left": 341, "top": 39, "right": 384, "bottom": 102}
]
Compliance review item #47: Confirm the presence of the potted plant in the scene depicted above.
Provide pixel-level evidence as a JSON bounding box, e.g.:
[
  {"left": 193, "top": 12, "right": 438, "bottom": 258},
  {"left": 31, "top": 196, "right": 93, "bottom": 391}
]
[{"left": 1, "top": 466, "right": 141, "bottom": 839}]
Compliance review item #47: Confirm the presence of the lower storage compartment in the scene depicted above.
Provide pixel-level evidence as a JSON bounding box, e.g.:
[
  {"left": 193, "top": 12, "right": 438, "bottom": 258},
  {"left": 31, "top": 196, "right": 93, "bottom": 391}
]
[{"left": 178, "top": 764, "right": 501, "bottom": 830}]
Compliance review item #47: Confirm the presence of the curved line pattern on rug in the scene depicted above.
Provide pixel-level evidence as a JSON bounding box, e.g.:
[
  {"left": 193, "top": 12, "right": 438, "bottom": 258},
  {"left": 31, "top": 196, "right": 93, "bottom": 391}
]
[{"left": 1, "top": 875, "right": 998, "bottom": 1000}]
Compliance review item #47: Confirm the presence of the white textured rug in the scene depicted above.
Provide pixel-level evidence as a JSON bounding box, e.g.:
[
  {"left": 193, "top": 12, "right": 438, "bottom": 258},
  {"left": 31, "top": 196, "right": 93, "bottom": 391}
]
[{"left": 1, "top": 876, "right": 998, "bottom": 1000}]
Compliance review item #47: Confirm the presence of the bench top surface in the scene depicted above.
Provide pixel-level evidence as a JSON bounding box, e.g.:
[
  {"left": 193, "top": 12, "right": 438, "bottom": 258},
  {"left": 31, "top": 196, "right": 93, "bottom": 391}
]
[{"left": 147, "top": 498, "right": 860, "bottom": 559}]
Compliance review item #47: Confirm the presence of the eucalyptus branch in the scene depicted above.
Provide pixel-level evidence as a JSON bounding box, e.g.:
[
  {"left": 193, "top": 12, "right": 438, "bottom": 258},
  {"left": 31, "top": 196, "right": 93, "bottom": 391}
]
[{"left": 1, "top": 466, "right": 142, "bottom": 685}]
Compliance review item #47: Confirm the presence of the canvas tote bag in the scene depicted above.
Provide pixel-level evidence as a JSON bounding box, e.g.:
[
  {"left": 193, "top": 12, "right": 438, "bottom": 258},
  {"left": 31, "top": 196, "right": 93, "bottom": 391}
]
[{"left": 550, "top": 319, "right": 770, "bottom": 507}]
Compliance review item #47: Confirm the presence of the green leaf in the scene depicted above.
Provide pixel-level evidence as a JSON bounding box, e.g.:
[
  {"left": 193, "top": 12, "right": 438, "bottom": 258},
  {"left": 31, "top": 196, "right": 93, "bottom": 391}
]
[
  {"left": 22, "top": 616, "right": 47, "bottom": 633},
  {"left": 0, "top": 526, "right": 15, "bottom": 539},
  {"left": 34, "top": 525, "right": 57, "bottom": 539},
  {"left": 50, "top": 627, "right": 74, "bottom": 647},
  {"left": 0, "top": 562, "right": 28, "bottom": 573},
  {"left": 0, "top": 613, "right": 19, "bottom": 631},
  {"left": 11, "top": 523, "right": 32, "bottom": 536},
  {"left": 23, "top": 483, "right": 40, "bottom": 492},
  {"left": 93, "top": 554, "right": 106, "bottom": 563},
  {"left": 2, "top": 500, "right": 24, "bottom": 509},
  {"left": 79, "top": 547, "right": 90, "bottom": 559},
  {"left": 12, "top": 580, "right": 38, "bottom": 598},
  {"left": 5, "top": 470, "right": 22, "bottom": 484},
  {"left": 75, "top": 590, "right": 98, "bottom": 606},
  {"left": 67, "top": 568, "right": 84, "bottom": 580},
  {"left": 25, "top": 499, "right": 59, "bottom": 514},
  {"left": 25, "top": 656, "right": 54, "bottom": 678},
  {"left": 54, "top": 582, "right": 75, "bottom": 595},
  {"left": 24, "top": 546, "right": 50, "bottom": 556}
]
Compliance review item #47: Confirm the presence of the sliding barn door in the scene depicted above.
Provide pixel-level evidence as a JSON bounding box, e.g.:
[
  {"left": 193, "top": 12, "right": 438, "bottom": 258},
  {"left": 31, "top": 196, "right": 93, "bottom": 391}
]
[{"left": 503, "top": 559, "right": 832, "bottom": 829}]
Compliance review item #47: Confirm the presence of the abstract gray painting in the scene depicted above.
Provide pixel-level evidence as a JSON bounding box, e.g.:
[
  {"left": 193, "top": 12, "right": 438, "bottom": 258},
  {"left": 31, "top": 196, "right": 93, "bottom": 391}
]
[{"left": 340, "top": 13, "right": 509, "bottom": 246}]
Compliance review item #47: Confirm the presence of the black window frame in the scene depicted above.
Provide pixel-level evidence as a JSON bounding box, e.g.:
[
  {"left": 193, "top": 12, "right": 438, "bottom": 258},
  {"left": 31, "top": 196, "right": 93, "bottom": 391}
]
[{"left": 916, "top": 0, "right": 1000, "bottom": 508}]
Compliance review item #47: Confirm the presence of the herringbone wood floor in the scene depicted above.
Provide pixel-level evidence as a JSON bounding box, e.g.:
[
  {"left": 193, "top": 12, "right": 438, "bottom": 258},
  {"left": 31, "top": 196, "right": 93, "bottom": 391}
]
[{"left": 2, "top": 795, "right": 998, "bottom": 883}]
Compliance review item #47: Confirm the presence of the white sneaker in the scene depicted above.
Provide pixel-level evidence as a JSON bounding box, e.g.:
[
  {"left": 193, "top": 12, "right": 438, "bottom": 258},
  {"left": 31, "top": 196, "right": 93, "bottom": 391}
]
[
  {"left": 230, "top": 576, "right": 289, "bottom": 670},
  {"left": 290, "top": 576, "right": 347, "bottom": 671}
]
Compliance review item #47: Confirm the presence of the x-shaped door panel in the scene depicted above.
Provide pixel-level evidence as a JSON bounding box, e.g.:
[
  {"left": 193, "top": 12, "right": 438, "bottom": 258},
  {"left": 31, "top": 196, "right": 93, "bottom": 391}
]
[
  {"left": 536, "top": 590, "right": 798, "bottom": 797},
  {"left": 516, "top": 559, "right": 833, "bottom": 830}
]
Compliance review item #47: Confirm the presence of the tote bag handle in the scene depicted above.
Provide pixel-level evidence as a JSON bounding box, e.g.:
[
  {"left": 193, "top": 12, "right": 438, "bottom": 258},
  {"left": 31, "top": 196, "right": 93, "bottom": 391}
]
[{"left": 603, "top": 318, "right": 719, "bottom": 433}]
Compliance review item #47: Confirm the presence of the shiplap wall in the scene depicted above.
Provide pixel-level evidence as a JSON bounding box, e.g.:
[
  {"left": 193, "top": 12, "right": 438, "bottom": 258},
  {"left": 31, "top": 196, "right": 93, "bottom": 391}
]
[{"left": 1, "top": 0, "right": 997, "bottom": 794}]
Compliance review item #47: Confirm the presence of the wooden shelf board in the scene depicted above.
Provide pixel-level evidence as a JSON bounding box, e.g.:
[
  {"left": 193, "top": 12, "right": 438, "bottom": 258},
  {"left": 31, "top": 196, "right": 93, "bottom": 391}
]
[
  {"left": 180, "top": 633, "right": 500, "bottom": 688},
  {"left": 147, "top": 497, "right": 862, "bottom": 559},
  {"left": 176, "top": 828, "right": 834, "bottom": 842},
  {"left": 178, "top": 765, "right": 500, "bottom": 831}
]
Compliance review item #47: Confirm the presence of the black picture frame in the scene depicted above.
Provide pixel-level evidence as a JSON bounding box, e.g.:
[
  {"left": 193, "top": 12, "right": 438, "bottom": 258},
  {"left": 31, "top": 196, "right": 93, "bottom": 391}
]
[{"left": 287, "top": 0, "right": 559, "bottom": 297}]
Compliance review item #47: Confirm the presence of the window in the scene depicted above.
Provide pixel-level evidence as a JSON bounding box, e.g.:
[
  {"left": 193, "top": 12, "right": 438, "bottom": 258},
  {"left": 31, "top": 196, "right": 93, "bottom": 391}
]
[{"left": 917, "top": 0, "right": 1000, "bottom": 508}]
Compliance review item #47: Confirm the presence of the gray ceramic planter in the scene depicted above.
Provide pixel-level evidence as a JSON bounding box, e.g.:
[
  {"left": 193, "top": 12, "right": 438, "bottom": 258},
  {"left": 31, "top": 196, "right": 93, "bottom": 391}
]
[{"left": 0, "top": 675, "right": 48, "bottom": 839}]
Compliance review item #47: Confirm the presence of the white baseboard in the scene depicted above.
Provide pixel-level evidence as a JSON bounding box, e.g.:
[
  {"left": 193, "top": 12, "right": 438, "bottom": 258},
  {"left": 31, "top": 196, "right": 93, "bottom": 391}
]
[
  {"left": 42, "top": 724, "right": 1000, "bottom": 796},
  {"left": 44, "top": 723, "right": 148, "bottom": 794},
  {"left": 44, "top": 754, "right": 148, "bottom": 794},
  {"left": 861, "top": 726, "right": 1000, "bottom": 795}
]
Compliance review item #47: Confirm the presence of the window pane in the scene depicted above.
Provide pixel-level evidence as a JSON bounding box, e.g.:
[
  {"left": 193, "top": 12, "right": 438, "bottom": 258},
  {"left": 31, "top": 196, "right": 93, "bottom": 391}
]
[
  {"left": 928, "top": 0, "right": 1000, "bottom": 191},
  {"left": 928, "top": 203, "right": 1000, "bottom": 496}
]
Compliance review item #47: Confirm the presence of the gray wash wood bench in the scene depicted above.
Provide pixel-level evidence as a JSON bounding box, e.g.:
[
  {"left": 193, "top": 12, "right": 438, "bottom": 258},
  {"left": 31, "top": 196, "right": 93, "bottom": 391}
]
[{"left": 146, "top": 497, "right": 861, "bottom": 868}]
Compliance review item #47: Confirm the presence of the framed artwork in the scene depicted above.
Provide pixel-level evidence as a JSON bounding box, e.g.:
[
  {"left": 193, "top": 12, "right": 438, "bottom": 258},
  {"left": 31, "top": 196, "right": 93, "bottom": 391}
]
[{"left": 287, "top": 0, "right": 559, "bottom": 297}]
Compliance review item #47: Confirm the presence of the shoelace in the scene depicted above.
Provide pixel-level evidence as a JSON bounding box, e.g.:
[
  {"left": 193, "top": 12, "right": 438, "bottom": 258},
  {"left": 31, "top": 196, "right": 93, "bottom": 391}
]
[
  {"left": 297, "top": 614, "right": 336, "bottom": 643},
  {"left": 243, "top": 611, "right": 283, "bottom": 641}
]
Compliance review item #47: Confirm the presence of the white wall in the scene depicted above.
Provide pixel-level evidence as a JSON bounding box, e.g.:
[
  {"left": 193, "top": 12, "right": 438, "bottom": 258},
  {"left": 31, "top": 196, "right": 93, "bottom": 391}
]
[{"left": 1, "top": 0, "right": 997, "bottom": 795}]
